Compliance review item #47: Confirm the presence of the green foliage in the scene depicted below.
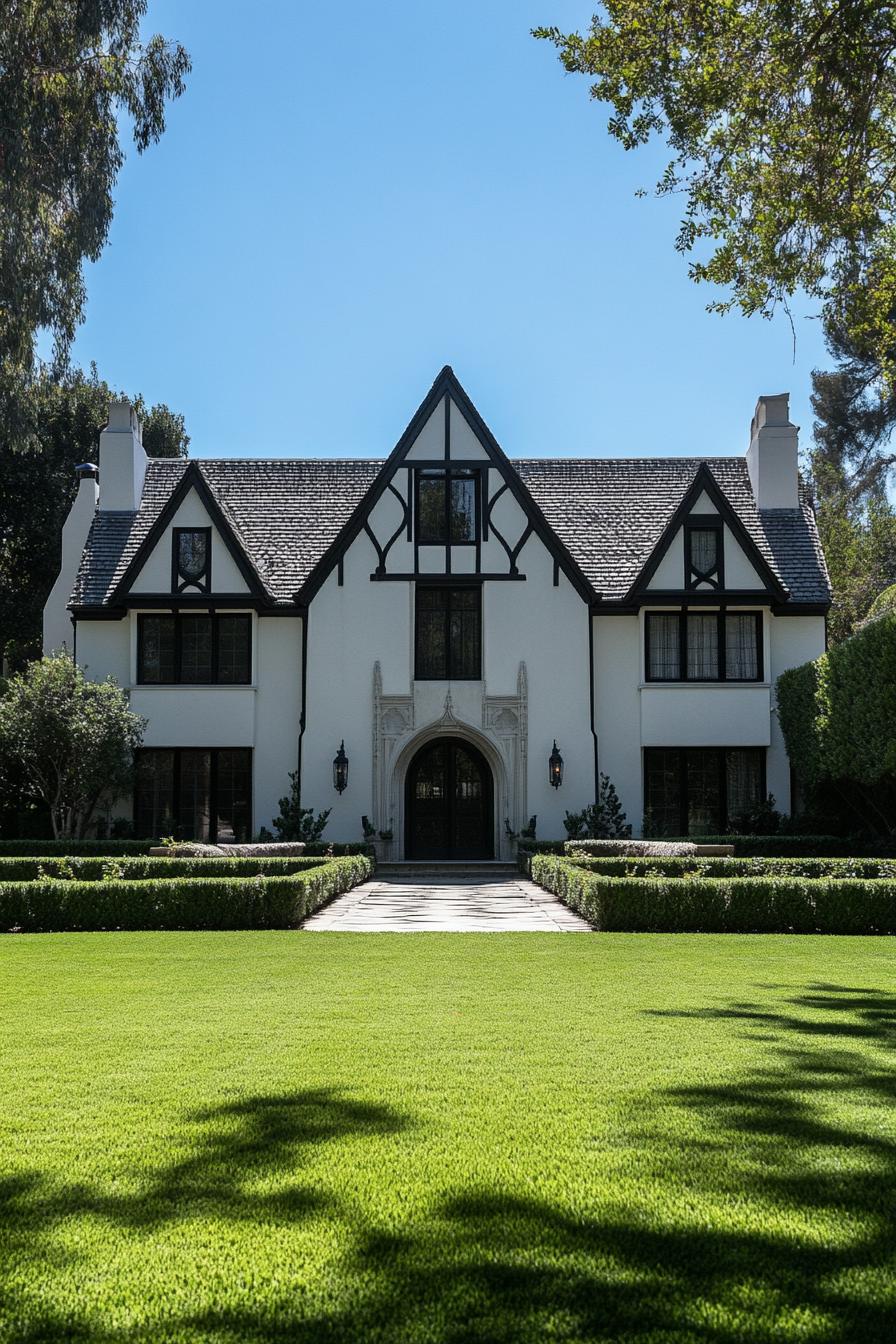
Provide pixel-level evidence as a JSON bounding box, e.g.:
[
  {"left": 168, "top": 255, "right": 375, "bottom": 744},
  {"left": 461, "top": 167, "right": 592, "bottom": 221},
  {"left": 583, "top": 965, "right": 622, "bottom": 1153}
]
[
  {"left": 728, "top": 793, "right": 783, "bottom": 836},
  {"left": 271, "top": 772, "right": 331, "bottom": 842},
  {"left": 535, "top": 5, "right": 896, "bottom": 387},
  {"left": 557, "top": 855, "right": 896, "bottom": 880},
  {"left": 582, "top": 774, "right": 631, "bottom": 838},
  {"left": 0, "top": 2, "right": 189, "bottom": 380},
  {"left": 0, "top": 855, "right": 372, "bottom": 932},
  {"left": 0, "top": 654, "right": 145, "bottom": 839},
  {"left": 562, "top": 810, "right": 587, "bottom": 839},
  {"left": 867, "top": 583, "right": 896, "bottom": 620},
  {"left": 531, "top": 855, "right": 896, "bottom": 933},
  {"left": 0, "top": 365, "right": 189, "bottom": 666},
  {"left": 777, "top": 613, "right": 896, "bottom": 832},
  {"left": 519, "top": 815, "right": 537, "bottom": 840},
  {"left": 0, "top": 855, "right": 328, "bottom": 883}
]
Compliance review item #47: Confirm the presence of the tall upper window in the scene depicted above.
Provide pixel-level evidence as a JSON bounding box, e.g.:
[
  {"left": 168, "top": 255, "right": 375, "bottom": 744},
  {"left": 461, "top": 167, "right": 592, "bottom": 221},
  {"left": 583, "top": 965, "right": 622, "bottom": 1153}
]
[
  {"left": 172, "top": 527, "right": 211, "bottom": 593},
  {"left": 138, "top": 614, "right": 251, "bottom": 684},
  {"left": 646, "top": 611, "right": 762, "bottom": 682},
  {"left": 416, "top": 470, "right": 478, "bottom": 544},
  {"left": 415, "top": 586, "right": 481, "bottom": 679},
  {"left": 685, "top": 519, "right": 723, "bottom": 589}
]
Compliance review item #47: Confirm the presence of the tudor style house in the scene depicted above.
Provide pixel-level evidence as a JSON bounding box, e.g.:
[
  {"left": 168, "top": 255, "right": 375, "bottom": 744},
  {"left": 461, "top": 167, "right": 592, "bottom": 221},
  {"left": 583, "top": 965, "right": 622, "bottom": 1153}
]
[{"left": 43, "top": 367, "right": 830, "bottom": 856}]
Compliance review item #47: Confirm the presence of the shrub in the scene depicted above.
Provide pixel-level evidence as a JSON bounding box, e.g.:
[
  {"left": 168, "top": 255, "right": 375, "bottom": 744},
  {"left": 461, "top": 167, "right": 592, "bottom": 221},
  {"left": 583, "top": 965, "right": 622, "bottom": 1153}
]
[
  {"left": 272, "top": 773, "right": 330, "bottom": 843},
  {"left": 556, "top": 855, "right": 896, "bottom": 880},
  {"left": 0, "top": 855, "right": 330, "bottom": 883},
  {"left": 0, "top": 855, "right": 372, "bottom": 933},
  {"left": 529, "top": 855, "right": 896, "bottom": 933},
  {"left": 583, "top": 775, "right": 631, "bottom": 838},
  {"left": 566, "top": 839, "right": 700, "bottom": 857}
]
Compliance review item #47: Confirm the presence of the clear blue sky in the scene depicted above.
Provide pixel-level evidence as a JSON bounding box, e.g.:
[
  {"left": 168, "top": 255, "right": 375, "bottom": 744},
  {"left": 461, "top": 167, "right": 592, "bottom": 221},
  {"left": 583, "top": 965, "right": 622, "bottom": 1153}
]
[{"left": 69, "top": 0, "right": 829, "bottom": 463}]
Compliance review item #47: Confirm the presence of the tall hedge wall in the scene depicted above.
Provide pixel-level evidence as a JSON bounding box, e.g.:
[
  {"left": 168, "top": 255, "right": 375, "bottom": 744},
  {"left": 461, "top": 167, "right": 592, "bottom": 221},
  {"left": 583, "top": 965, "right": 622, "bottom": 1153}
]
[{"left": 776, "top": 611, "right": 896, "bottom": 831}]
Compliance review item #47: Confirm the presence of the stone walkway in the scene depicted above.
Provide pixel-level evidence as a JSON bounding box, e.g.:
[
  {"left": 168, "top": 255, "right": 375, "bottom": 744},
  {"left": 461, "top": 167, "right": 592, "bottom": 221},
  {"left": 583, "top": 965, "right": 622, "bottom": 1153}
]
[{"left": 303, "top": 874, "right": 591, "bottom": 932}]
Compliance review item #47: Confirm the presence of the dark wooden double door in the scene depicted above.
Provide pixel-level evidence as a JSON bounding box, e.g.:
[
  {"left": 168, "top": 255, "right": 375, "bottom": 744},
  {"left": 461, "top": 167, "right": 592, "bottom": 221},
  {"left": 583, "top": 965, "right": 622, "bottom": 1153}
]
[{"left": 405, "top": 737, "right": 494, "bottom": 860}]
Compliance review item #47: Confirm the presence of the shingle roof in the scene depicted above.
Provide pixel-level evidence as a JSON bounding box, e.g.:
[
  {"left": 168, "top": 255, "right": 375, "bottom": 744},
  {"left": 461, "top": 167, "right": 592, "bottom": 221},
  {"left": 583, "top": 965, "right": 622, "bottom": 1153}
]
[
  {"left": 515, "top": 456, "right": 831, "bottom": 603},
  {"left": 72, "top": 453, "right": 830, "bottom": 608}
]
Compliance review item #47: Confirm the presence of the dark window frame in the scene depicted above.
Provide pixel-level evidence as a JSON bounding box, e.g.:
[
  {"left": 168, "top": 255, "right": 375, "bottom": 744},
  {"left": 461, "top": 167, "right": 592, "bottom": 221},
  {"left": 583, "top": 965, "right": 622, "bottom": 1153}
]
[
  {"left": 684, "top": 516, "right": 724, "bottom": 590},
  {"left": 414, "top": 583, "right": 482, "bottom": 680},
  {"left": 137, "top": 612, "right": 252, "bottom": 685},
  {"left": 172, "top": 526, "right": 212, "bottom": 594},
  {"left": 645, "top": 609, "right": 763, "bottom": 683},
  {"left": 134, "top": 746, "right": 252, "bottom": 843},
  {"left": 643, "top": 746, "right": 766, "bottom": 836},
  {"left": 414, "top": 468, "right": 481, "bottom": 546}
]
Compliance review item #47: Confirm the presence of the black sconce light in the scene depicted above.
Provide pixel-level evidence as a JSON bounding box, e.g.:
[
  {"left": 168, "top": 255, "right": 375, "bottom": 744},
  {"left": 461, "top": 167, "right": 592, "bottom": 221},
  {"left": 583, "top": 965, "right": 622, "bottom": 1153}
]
[
  {"left": 548, "top": 740, "right": 564, "bottom": 789},
  {"left": 333, "top": 741, "right": 349, "bottom": 794}
]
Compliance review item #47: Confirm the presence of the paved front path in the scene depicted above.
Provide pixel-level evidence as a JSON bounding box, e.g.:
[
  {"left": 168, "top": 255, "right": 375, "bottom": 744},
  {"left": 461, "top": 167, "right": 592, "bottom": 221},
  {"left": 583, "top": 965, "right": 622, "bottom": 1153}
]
[{"left": 303, "top": 875, "right": 591, "bottom": 932}]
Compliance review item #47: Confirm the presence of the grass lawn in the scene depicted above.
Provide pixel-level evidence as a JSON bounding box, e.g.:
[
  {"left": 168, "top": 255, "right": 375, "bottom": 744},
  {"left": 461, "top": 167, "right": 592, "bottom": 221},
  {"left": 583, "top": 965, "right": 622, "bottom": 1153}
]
[{"left": 1, "top": 933, "right": 895, "bottom": 1342}]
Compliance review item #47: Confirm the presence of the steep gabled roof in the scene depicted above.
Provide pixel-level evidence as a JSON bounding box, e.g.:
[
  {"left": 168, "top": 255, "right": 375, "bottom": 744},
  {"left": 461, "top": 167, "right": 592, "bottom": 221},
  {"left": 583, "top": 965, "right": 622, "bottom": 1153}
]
[{"left": 515, "top": 457, "right": 831, "bottom": 605}]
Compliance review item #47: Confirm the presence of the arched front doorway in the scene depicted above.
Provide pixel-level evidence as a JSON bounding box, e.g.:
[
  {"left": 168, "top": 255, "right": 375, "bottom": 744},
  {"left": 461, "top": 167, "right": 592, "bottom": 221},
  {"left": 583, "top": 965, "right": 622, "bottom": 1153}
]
[{"left": 405, "top": 736, "right": 494, "bottom": 860}]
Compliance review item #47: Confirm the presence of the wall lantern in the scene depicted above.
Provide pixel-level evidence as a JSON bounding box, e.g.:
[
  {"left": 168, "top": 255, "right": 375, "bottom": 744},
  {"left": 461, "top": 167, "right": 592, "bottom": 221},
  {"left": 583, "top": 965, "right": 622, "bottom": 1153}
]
[
  {"left": 333, "top": 741, "right": 349, "bottom": 794},
  {"left": 548, "top": 741, "right": 564, "bottom": 789}
]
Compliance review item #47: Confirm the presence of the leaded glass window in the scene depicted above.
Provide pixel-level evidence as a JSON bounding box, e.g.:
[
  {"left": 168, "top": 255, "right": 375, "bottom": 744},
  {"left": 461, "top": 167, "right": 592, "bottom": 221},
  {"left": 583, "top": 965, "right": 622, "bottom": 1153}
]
[
  {"left": 415, "top": 586, "right": 481, "bottom": 679},
  {"left": 172, "top": 528, "right": 211, "bottom": 592}
]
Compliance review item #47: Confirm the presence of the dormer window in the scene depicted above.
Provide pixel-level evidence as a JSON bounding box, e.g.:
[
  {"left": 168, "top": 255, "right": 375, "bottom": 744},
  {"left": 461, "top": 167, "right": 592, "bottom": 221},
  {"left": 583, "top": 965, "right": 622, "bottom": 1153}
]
[
  {"left": 415, "top": 469, "right": 478, "bottom": 544},
  {"left": 685, "top": 518, "right": 723, "bottom": 589},
  {"left": 172, "top": 527, "right": 211, "bottom": 593}
]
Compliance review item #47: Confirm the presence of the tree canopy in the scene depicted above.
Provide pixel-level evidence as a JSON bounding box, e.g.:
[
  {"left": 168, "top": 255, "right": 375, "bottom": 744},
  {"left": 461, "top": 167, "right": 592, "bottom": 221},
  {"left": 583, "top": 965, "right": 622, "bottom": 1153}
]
[
  {"left": 535, "top": 2, "right": 896, "bottom": 385},
  {"left": 0, "top": 364, "right": 189, "bottom": 668},
  {"left": 0, "top": 1, "right": 189, "bottom": 385}
]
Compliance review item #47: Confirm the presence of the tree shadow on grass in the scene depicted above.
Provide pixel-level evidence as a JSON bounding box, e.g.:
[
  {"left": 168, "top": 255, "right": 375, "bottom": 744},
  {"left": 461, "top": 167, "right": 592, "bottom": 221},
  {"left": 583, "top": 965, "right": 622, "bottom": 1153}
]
[{"left": 4, "top": 988, "right": 896, "bottom": 1342}]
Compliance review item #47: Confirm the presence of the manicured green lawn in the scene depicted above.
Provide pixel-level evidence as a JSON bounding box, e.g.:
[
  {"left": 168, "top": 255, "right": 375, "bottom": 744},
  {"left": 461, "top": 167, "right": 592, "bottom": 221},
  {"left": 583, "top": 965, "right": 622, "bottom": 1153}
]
[{"left": 1, "top": 933, "right": 894, "bottom": 1342}]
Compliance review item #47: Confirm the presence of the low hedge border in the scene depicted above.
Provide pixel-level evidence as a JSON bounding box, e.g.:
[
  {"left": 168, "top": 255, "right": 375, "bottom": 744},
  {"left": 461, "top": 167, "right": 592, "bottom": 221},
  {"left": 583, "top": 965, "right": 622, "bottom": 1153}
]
[
  {"left": 0, "top": 855, "right": 373, "bottom": 933},
  {"left": 0, "top": 856, "right": 331, "bottom": 883},
  {"left": 529, "top": 854, "right": 896, "bottom": 933},
  {"left": 0, "top": 840, "right": 372, "bottom": 858},
  {"left": 554, "top": 855, "right": 896, "bottom": 880}
]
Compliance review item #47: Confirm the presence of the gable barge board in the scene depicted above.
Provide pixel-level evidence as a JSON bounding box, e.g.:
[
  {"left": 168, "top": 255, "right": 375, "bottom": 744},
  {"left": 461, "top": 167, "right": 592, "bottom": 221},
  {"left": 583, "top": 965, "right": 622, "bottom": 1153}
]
[
  {"left": 109, "top": 461, "right": 269, "bottom": 605},
  {"left": 626, "top": 462, "right": 788, "bottom": 603},
  {"left": 294, "top": 366, "right": 596, "bottom": 606}
]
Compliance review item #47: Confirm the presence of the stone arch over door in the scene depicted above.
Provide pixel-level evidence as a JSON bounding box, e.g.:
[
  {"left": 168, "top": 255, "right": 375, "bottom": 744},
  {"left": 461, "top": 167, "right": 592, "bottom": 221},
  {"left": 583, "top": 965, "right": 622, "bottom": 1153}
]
[{"left": 391, "top": 721, "right": 509, "bottom": 861}]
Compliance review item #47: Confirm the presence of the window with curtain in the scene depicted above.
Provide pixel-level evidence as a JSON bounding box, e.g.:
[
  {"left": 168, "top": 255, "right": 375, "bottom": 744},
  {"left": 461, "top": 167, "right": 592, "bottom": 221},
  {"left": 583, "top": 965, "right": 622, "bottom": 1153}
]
[
  {"left": 725, "top": 613, "right": 760, "bottom": 680},
  {"left": 686, "top": 522, "right": 722, "bottom": 588},
  {"left": 645, "top": 611, "right": 761, "bottom": 681},
  {"left": 647, "top": 613, "right": 680, "bottom": 679},
  {"left": 686, "top": 613, "right": 719, "bottom": 679}
]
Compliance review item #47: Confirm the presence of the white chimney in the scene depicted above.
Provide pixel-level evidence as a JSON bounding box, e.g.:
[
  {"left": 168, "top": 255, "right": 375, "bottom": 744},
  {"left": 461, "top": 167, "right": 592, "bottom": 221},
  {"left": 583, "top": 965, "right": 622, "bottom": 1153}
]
[
  {"left": 43, "top": 463, "right": 99, "bottom": 654},
  {"left": 98, "top": 399, "right": 147, "bottom": 511},
  {"left": 746, "top": 393, "right": 799, "bottom": 509}
]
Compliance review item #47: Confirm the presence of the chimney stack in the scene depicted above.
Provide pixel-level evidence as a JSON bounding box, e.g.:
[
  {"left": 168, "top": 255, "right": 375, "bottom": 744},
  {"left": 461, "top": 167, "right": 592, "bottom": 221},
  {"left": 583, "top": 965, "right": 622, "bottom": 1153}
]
[
  {"left": 746, "top": 393, "right": 799, "bottom": 509},
  {"left": 42, "top": 463, "right": 100, "bottom": 654},
  {"left": 98, "top": 399, "right": 147, "bottom": 511}
]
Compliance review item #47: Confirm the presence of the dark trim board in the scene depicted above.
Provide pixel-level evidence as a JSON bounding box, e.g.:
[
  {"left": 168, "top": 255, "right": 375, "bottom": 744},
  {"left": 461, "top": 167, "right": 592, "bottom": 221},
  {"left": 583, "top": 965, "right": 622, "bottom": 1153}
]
[
  {"left": 109, "top": 460, "right": 268, "bottom": 605},
  {"left": 294, "top": 366, "right": 596, "bottom": 605},
  {"left": 625, "top": 462, "right": 788, "bottom": 603},
  {"left": 71, "top": 597, "right": 305, "bottom": 616}
]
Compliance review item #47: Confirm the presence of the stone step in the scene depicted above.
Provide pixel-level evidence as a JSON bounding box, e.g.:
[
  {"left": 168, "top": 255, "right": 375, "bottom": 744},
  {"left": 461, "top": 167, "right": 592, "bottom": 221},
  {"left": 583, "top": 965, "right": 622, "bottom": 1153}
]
[{"left": 377, "top": 861, "right": 518, "bottom": 878}]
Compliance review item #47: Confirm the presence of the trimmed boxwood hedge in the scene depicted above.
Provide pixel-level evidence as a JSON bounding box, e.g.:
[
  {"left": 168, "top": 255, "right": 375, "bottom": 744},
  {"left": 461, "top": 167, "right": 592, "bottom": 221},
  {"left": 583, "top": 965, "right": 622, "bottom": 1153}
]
[
  {"left": 0, "top": 855, "right": 373, "bottom": 932},
  {"left": 552, "top": 855, "right": 896, "bottom": 880},
  {"left": 530, "top": 854, "right": 896, "bottom": 933},
  {"left": 0, "top": 855, "right": 331, "bottom": 883},
  {"left": 0, "top": 839, "right": 372, "bottom": 858}
]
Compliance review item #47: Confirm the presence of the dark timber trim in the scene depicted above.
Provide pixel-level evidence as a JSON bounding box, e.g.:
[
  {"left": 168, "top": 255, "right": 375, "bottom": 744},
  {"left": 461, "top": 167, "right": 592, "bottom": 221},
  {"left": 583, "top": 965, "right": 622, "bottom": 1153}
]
[
  {"left": 294, "top": 366, "right": 595, "bottom": 604},
  {"left": 625, "top": 463, "right": 788, "bottom": 603},
  {"left": 109, "top": 461, "right": 268, "bottom": 605}
]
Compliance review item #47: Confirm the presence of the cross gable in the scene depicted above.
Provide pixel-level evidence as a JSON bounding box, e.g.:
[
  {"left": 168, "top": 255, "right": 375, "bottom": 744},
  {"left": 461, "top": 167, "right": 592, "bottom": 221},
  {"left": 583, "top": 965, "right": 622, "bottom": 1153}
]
[
  {"left": 110, "top": 461, "right": 268, "bottom": 603},
  {"left": 296, "top": 366, "right": 594, "bottom": 603},
  {"left": 626, "top": 463, "right": 788, "bottom": 602}
]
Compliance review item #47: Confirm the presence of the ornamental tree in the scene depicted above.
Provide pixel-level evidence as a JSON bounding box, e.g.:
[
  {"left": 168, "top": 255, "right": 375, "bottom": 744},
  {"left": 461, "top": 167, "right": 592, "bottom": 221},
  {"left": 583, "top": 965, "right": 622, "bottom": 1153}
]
[{"left": 0, "top": 654, "right": 146, "bottom": 839}]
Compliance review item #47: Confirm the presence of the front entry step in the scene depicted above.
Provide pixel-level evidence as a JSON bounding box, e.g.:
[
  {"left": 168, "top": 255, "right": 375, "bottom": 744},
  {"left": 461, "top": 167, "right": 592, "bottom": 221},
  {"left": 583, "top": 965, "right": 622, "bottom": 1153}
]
[{"left": 377, "top": 861, "right": 518, "bottom": 879}]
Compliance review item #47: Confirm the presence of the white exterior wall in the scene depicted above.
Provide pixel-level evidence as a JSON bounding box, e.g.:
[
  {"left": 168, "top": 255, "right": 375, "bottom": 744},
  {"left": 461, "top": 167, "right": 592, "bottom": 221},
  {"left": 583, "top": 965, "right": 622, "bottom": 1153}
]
[{"left": 129, "top": 492, "right": 249, "bottom": 594}]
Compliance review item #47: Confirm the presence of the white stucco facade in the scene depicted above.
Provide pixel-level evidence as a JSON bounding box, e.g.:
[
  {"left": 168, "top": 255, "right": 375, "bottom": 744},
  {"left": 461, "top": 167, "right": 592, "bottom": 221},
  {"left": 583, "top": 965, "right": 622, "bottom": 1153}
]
[{"left": 44, "top": 371, "right": 830, "bottom": 847}]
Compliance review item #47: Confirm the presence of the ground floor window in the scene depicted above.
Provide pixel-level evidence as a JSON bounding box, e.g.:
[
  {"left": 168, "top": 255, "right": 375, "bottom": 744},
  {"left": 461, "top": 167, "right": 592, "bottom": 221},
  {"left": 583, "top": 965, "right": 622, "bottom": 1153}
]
[
  {"left": 644, "top": 747, "right": 764, "bottom": 836},
  {"left": 135, "top": 748, "right": 252, "bottom": 842}
]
